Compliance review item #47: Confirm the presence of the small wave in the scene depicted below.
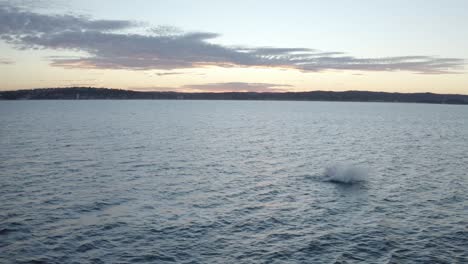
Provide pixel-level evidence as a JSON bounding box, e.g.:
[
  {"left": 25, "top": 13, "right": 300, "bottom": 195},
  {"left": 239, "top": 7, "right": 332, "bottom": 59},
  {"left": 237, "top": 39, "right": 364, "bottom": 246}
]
[{"left": 322, "top": 164, "right": 367, "bottom": 184}]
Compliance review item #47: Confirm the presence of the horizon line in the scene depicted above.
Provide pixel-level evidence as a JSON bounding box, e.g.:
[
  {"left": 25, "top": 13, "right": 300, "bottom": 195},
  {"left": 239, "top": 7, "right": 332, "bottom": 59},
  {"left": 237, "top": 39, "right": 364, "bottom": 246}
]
[{"left": 2, "top": 87, "right": 468, "bottom": 96}]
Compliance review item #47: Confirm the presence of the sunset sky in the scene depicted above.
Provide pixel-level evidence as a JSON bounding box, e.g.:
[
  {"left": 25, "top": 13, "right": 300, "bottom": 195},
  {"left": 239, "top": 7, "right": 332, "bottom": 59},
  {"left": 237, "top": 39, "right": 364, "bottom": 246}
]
[{"left": 1, "top": 0, "right": 467, "bottom": 93}]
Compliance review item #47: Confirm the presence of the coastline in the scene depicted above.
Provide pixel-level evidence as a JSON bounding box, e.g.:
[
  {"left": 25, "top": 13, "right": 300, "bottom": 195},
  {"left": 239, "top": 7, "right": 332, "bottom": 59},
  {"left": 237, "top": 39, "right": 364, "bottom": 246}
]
[{"left": 1, "top": 87, "right": 468, "bottom": 105}]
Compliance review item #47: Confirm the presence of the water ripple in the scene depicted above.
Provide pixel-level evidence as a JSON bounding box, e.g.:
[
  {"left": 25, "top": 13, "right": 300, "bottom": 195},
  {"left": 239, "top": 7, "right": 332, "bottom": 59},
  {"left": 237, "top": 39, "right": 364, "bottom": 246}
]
[{"left": 1, "top": 101, "right": 467, "bottom": 263}]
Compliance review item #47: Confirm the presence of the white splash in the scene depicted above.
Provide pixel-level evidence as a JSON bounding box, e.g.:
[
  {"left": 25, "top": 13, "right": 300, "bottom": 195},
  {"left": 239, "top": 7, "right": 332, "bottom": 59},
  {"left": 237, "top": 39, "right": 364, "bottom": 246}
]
[{"left": 323, "top": 164, "right": 367, "bottom": 184}]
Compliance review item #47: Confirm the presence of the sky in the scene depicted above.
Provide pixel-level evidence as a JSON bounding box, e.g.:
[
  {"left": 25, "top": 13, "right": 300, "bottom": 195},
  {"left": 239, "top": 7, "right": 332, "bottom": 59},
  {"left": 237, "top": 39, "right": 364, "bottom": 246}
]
[{"left": 0, "top": 0, "right": 467, "bottom": 94}]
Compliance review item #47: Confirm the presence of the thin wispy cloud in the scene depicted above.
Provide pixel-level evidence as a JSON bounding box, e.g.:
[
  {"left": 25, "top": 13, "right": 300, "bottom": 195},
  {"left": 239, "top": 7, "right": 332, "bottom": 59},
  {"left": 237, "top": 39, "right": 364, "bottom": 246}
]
[
  {"left": 0, "top": 0, "right": 58, "bottom": 10},
  {"left": 145, "top": 71, "right": 205, "bottom": 77},
  {"left": 131, "top": 82, "right": 291, "bottom": 93},
  {"left": 0, "top": 58, "right": 13, "bottom": 64},
  {"left": 153, "top": 72, "right": 185, "bottom": 77},
  {"left": 0, "top": 4, "right": 465, "bottom": 74},
  {"left": 183, "top": 82, "right": 292, "bottom": 92}
]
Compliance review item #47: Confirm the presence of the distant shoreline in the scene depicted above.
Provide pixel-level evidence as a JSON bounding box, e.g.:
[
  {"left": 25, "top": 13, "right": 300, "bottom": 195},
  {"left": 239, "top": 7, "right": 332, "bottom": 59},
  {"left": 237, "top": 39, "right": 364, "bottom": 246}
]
[{"left": 1, "top": 87, "right": 467, "bottom": 105}]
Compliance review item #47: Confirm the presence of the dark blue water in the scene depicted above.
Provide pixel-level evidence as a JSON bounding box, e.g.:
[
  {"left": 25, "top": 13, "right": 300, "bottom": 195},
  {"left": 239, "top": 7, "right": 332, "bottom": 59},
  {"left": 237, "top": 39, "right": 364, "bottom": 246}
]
[{"left": 1, "top": 101, "right": 467, "bottom": 263}]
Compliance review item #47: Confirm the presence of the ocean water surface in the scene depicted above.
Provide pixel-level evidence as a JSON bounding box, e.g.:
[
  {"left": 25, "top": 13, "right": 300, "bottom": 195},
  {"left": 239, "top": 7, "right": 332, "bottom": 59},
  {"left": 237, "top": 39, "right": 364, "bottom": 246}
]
[{"left": 1, "top": 100, "right": 467, "bottom": 263}]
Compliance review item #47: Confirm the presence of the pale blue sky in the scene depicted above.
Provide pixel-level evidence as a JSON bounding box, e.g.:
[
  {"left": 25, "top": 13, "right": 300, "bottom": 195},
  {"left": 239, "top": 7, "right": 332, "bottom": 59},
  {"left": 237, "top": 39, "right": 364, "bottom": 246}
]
[{"left": 61, "top": 0, "right": 468, "bottom": 57}]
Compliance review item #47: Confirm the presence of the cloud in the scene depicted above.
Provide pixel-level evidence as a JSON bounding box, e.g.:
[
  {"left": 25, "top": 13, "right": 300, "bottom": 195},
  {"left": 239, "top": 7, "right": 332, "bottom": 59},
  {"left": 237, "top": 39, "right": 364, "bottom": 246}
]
[
  {"left": 182, "top": 82, "right": 292, "bottom": 92},
  {"left": 0, "top": 5, "right": 137, "bottom": 37},
  {"left": 0, "top": 5, "right": 465, "bottom": 74},
  {"left": 0, "top": 58, "right": 14, "bottom": 64},
  {"left": 153, "top": 72, "right": 185, "bottom": 76},
  {"left": 130, "top": 82, "right": 291, "bottom": 92},
  {"left": 145, "top": 71, "right": 205, "bottom": 77},
  {"left": 0, "top": 0, "right": 54, "bottom": 9},
  {"left": 39, "top": 78, "right": 97, "bottom": 82},
  {"left": 149, "top": 25, "right": 183, "bottom": 36}
]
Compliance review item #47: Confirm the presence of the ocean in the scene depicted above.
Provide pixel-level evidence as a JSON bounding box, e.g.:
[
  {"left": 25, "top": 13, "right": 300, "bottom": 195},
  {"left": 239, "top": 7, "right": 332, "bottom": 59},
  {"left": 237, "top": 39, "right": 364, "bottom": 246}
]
[{"left": 1, "top": 100, "right": 467, "bottom": 263}]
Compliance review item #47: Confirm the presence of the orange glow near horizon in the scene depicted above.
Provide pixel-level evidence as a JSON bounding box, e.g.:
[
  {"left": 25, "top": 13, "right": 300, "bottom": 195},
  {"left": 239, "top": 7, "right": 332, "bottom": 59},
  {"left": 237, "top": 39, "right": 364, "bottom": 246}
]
[
  {"left": 2, "top": 63, "right": 468, "bottom": 94},
  {"left": 1, "top": 46, "right": 467, "bottom": 94}
]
